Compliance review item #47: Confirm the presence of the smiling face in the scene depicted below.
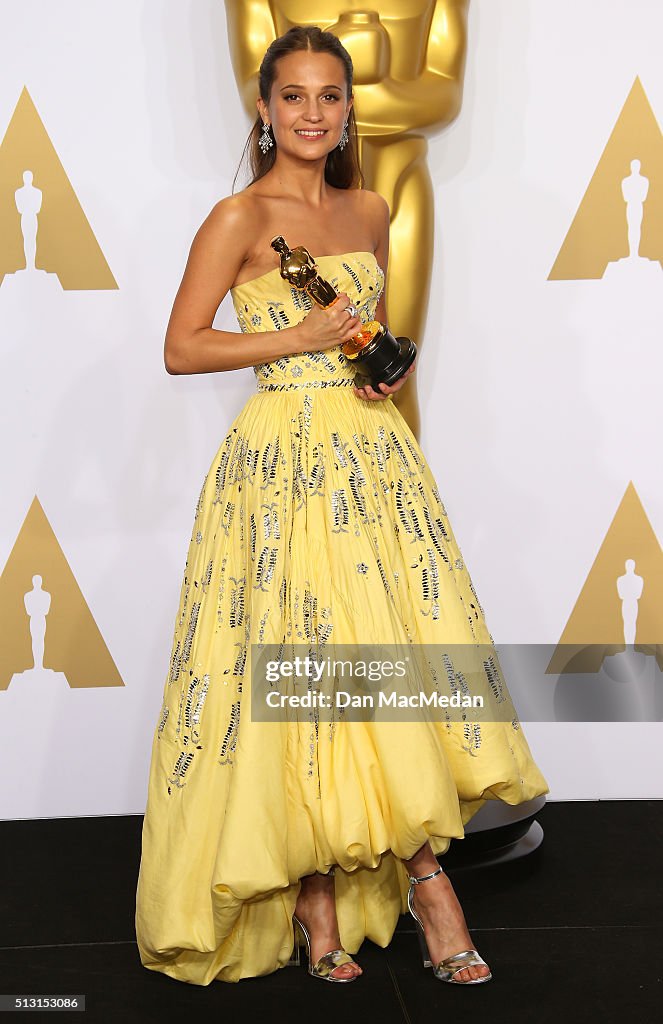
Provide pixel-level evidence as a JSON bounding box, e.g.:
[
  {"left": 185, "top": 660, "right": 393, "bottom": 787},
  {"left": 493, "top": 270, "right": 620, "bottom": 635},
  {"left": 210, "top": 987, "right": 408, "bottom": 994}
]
[{"left": 257, "top": 49, "right": 353, "bottom": 159}]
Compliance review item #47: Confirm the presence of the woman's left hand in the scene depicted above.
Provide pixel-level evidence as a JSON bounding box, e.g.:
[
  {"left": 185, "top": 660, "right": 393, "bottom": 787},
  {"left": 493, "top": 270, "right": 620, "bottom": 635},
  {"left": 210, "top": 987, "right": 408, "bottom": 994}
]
[{"left": 353, "top": 359, "right": 416, "bottom": 401}]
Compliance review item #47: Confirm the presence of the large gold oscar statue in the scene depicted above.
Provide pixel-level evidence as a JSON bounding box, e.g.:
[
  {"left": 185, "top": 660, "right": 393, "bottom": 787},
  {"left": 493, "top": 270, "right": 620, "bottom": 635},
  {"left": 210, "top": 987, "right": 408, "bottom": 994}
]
[{"left": 224, "top": 1, "right": 469, "bottom": 437}]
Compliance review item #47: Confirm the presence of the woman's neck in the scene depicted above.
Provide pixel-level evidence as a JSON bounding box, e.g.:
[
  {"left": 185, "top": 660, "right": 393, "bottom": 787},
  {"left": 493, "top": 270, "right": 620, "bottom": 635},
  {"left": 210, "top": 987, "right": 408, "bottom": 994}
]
[{"left": 260, "top": 153, "right": 334, "bottom": 207}]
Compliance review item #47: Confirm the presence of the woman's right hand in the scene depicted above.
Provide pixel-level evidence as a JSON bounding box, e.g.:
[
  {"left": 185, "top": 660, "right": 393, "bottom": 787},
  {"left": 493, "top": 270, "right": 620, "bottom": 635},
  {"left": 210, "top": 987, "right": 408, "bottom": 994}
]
[{"left": 294, "top": 292, "right": 362, "bottom": 351}]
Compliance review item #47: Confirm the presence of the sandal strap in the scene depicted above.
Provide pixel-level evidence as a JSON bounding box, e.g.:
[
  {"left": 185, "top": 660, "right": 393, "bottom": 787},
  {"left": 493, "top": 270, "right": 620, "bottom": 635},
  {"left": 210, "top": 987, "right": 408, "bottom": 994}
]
[
  {"left": 407, "top": 865, "right": 444, "bottom": 885},
  {"left": 311, "top": 948, "right": 356, "bottom": 979},
  {"left": 435, "top": 949, "right": 488, "bottom": 980}
]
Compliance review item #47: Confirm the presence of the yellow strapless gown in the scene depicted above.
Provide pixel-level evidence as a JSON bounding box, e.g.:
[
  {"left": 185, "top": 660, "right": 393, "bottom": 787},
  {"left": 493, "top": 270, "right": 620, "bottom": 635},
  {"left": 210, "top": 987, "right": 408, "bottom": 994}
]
[{"left": 135, "top": 251, "right": 549, "bottom": 984}]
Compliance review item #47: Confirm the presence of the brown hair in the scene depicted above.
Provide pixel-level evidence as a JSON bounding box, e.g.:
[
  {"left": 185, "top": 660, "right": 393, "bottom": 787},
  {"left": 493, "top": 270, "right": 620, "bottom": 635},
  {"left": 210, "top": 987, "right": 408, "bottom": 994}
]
[{"left": 232, "top": 25, "right": 364, "bottom": 193}]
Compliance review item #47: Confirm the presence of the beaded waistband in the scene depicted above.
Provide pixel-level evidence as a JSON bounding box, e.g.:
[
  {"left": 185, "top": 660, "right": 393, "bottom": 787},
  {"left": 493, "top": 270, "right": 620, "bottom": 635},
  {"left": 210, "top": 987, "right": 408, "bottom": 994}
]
[{"left": 256, "top": 378, "right": 356, "bottom": 392}]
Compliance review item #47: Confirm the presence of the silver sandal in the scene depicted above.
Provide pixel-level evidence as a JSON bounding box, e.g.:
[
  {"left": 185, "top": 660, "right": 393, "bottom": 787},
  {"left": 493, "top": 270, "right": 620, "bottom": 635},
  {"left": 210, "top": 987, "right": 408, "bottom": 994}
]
[
  {"left": 286, "top": 866, "right": 362, "bottom": 983},
  {"left": 407, "top": 865, "right": 492, "bottom": 984}
]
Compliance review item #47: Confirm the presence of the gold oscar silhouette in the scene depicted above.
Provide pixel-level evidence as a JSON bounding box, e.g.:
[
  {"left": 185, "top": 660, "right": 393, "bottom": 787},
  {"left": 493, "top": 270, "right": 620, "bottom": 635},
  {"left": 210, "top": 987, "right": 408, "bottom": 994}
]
[
  {"left": 225, "top": 1, "right": 470, "bottom": 436},
  {"left": 0, "top": 88, "right": 118, "bottom": 292},
  {"left": 270, "top": 234, "right": 416, "bottom": 387}
]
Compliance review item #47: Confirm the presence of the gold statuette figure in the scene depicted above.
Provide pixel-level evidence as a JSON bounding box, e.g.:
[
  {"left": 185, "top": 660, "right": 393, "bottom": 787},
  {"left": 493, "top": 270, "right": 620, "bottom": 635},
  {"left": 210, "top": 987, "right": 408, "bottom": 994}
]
[{"left": 270, "top": 234, "right": 416, "bottom": 388}]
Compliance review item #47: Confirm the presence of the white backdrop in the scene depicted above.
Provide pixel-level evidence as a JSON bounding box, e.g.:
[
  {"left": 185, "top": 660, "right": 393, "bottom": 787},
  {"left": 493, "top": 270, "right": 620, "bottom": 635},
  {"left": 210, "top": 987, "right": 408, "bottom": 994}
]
[{"left": 1, "top": 0, "right": 661, "bottom": 819}]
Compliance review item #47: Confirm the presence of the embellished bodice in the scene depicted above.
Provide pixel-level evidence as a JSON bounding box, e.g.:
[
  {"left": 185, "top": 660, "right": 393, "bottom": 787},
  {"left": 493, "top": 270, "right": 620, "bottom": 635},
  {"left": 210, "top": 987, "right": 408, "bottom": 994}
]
[{"left": 229, "top": 251, "right": 385, "bottom": 390}]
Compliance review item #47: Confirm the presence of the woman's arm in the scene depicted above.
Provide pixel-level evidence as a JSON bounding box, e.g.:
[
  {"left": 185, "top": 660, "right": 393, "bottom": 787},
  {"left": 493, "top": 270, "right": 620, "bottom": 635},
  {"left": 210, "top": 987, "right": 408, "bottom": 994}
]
[{"left": 164, "top": 197, "right": 311, "bottom": 375}]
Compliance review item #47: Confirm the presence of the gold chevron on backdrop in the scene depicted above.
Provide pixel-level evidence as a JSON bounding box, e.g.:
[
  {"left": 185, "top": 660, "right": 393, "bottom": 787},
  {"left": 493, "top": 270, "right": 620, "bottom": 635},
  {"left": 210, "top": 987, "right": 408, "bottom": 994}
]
[
  {"left": 0, "top": 87, "right": 117, "bottom": 290},
  {"left": 0, "top": 496, "right": 124, "bottom": 690},
  {"left": 546, "top": 482, "right": 663, "bottom": 674},
  {"left": 549, "top": 77, "right": 663, "bottom": 280}
]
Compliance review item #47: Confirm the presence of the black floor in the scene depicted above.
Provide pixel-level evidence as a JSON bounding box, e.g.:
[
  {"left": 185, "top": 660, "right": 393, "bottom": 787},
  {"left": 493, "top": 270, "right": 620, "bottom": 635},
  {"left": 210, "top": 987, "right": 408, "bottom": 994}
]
[{"left": 1, "top": 801, "right": 661, "bottom": 1023}]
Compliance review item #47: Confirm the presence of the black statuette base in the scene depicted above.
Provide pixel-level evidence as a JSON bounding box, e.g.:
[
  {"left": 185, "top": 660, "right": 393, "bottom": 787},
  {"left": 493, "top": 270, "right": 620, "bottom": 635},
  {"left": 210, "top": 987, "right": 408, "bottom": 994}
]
[{"left": 350, "top": 328, "right": 417, "bottom": 389}]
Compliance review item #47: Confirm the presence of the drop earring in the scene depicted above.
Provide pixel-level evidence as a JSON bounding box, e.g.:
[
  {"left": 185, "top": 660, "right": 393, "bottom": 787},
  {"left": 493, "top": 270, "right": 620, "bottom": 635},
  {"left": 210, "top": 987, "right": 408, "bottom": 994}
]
[
  {"left": 337, "top": 120, "right": 349, "bottom": 151},
  {"left": 259, "top": 121, "right": 274, "bottom": 153}
]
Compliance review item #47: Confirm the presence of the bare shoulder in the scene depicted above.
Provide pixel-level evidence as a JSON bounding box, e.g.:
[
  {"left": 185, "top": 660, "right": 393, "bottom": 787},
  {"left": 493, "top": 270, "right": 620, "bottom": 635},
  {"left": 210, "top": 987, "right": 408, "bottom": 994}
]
[
  {"left": 353, "top": 188, "right": 390, "bottom": 254},
  {"left": 355, "top": 188, "right": 390, "bottom": 245},
  {"left": 357, "top": 187, "right": 390, "bottom": 221},
  {"left": 198, "top": 192, "right": 260, "bottom": 254}
]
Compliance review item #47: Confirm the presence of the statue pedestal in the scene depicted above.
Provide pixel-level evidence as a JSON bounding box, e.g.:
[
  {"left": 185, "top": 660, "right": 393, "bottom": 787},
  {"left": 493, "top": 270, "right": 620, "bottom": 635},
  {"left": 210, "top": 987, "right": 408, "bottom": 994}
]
[
  {"left": 551, "top": 648, "right": 663, "bottom": 723},
  {"left": 441, "top": 796, "right": 547, "bottom": 872},
  {"left": 1, "top": 268, "right": 62, "bottom": 295},
  {"left": 6, "top": 667, "right": 71, "bottom": 693},
  {"left": 603, "top": 256, "right": 662, "bottom": 281}
]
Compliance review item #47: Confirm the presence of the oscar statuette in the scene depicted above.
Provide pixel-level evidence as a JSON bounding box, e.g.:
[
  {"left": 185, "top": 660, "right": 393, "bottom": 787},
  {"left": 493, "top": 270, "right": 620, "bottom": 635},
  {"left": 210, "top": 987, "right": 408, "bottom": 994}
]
[{"left": 270, "top": 235, "right": 416, "bottom": 389}]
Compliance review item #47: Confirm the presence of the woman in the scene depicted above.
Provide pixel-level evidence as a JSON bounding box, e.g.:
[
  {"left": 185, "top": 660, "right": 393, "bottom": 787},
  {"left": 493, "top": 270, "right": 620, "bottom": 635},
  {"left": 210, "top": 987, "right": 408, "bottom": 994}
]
[{"left": 135, "top": 25, "right": 549, "bottom": 987}]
